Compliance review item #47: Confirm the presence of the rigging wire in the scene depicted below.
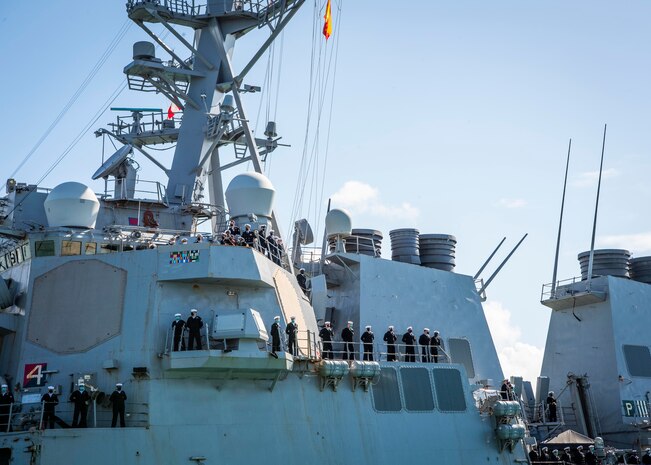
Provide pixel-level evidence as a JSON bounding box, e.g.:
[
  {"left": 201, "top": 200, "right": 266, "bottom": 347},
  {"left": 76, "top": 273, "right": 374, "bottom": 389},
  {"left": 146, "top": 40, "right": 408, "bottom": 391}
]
[{"left": 5, "top": 19, "right": 133, "bottom": 189}]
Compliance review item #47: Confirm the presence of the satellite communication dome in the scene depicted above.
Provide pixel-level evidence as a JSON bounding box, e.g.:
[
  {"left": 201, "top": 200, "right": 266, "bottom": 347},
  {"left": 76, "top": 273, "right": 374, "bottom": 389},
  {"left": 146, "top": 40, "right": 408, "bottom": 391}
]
[
  {"left": 325, "top": 208, "right": 352, "bottom": 237},
  {"left": 225, "top": 172, "right": 275, "bottom": 219},
  {"left": 44, "top": 182, "right": 100, "bottom": 228}
]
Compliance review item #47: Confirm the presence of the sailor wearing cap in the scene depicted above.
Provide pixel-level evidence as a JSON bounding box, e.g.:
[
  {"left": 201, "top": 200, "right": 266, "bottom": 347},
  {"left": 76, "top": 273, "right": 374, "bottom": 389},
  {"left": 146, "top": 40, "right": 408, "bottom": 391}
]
[
  {"left": 186, "top": 309, "right": 204, "bottom": 350},
  {"left": 586, "top": 445, "right": 598, "bottom": 465},
  {"left": 642, "top": 448, "right": 651, "bottom": 465},
  {"left": 270, "top": 316, "right": 282, "bottom": 356},
  {"left": 110, "top": 383, "right": 127, "bottom": 427},
  {"left": 419, "top": 328, "right": 431, "bottom": 363},
  {"left": 383, "top": 326, "right": 398, "bottom": 361},
  {"left": 0, "top": 384, "right": 14, "bottom": 432},
  {"left": 560, "top": 446, "right": 572, "bottom": 463},
  {"left": 70, "top": 383, "right": 91, "bottom": 428},
  {"left": 539, "top": 446, "right": 550, "bottom": 462},
  {"left": 296, "top": 268, "right": 308, "bottom": 294},
  {"left": 402, "top": 327, "right": 416, "bottom": 362},
  {"left": 242, "top": 224, "right": 255, "bottom": 245},
  {"left": 361, "top": 325, "right": 375, "bottom": 361},
  {"left": 319, "top": 322, "right": 334, "bottom": 359},
  {"left": 546, "top": 391, "right": 558, "bottom": 422},
  {"left": 341, "top": 321, "right": 355, "bottom": 361},
  {"left": 574, "top": 445, "right": 586, "bottom": 464},
  {"left": 285, "top": 316, "right": 299, "bottom": 357},
  {"left": 41, "top": 386, "right": 59, "bottom": 429},
  {"left": 430, "top": 330, "right": 442, "bottom": 363},
  {"left": 171, "top": 313, "right": 186, "bottom": 351}
]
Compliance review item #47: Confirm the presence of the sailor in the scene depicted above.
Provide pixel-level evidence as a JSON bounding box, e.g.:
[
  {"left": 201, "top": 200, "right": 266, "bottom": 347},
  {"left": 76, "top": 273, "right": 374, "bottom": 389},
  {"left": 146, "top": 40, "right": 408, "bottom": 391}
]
[
  {"left": 70, "top": 383, "right": 91, "bottom": 428},
  {"left": 180, "top": 237, "right": 188, "bottom": 244},
  {"left": 195, "top": 233, "right": 203, "bottom": 243},
  {"left": 267, "top": 230, "right": 280, "bottom": 265},
  {"left": 270, "top": 316, "right": 282, "bottom": 356},
  {"left": 628, "top": 452, "right": 640, "bottom": 464},
  {"left": 186, "top": 309, "right": 204, "bottom": 350},
  {"left": 171, "top": 313, "right": 186, "bottom": 351},
  {"left": 383, "top": 326, "right": 398, "bottom": 361},
  {"left": 585, "top": 445, "right": 598, "bottom": 465},
  {"left": 546, "top": 391, "right": 557, "bottom": 422},
  {"left": 560, "top": 446, "right": 572, "bottom": 464},
  {"left": 296, "top": 268, "right": 309, "bottom": 295},
  {"left": 285, "top": 316, "right": 299, "bottom": 356},
  {"left": 277, "top": 238, "right": 285, "bottom": 262},
  {"left": 540, "top": 446, "right": 551, "bottom": 462},
  {"left": 528, "top": 445, "right": 540, "bottom": 462},
  {"left": 319, "top": 322, "right": 334, "bottom": 359},
  {"left": 551, "top": 449, "right": 561, "bottom": 462},
  {"left": 241, "top": 224, "right": 255, "bottom": 246},
  {"left": 500, "top": 379, "right": 510, "bottom": 400},
  {"left": 110, "top": 383, "right": 127, "bottom": 428},
  {"left": 257, "top": 225, "right": 268, "bottom": 255},
  {"left": 227, "top": 219, "right": 241, "bottom": 237},
  {"left": 642, "top": 448, "right": 651, "bottom": 465},
  {"left": 361, "top": 326, "right": 374, "bottom": 361},
  {"left": 0, "top": 384, "right": 14, "bottom": 432},
  {"left": 402, "top": 327, "right": 416, "bottom": 362},
  {"left": 221, "top": 230, "right": 236, "bottom": 246},
  {"left": 419, "top": 328, "right": 431, "bottom": 363},
  {"left": 41, "top": 386, "right": 59, "bottom": 429},
  {"left": 574, "top": 445, "right": 586, "bottom": 465},
  {"left": 341, "top": 321, "right": 355, "bottom": 361},
  {"left": 430, "top": 330, "right": 442, "bottom": 363}
]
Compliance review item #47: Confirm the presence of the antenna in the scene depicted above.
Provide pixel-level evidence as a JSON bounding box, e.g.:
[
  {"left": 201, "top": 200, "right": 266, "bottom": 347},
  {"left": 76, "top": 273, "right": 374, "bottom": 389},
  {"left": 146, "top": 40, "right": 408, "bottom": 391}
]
[
  {"left": 550, "top": 139, "right": 572, "bottom": 298},
  {"left": 478, "top": 233, "right": 528, "bottom": 295},
  {"left": 474, "top": 237, "right": 506, "bottom": 280},
  {"left": 586, "top": 124, "right": 608, "bottom": 290}
]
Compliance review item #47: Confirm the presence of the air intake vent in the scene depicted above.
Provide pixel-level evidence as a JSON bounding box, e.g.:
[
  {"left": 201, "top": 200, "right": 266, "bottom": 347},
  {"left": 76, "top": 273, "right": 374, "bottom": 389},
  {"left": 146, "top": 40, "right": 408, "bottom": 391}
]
[
  {"left": 578, "top": 249, "right": 630, "bottom": 280},
  {"left": 419, "top": 234, "right": 456, "bottom": 272},
  {"left": 390, "top": 229, "right": 420, "bottom": 265},
  {"left": 630, "top": 257, "right": 651, "bottom": 284}
]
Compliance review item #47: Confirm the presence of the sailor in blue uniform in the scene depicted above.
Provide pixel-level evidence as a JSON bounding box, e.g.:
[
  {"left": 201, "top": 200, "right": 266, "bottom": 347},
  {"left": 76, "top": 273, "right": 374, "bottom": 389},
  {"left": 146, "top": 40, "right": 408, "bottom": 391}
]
[
  {"left": 419, "top": 328, "right": 431, "bottom": 362},
  {"left": 41, "top": 386, "right": 59, "bottom": 429},
  {"left": 186, "top": 309, "right": 203, "bottom": 350},
  {"left": 319, "top": 322, "right": 334, "bottom": 359},
  {"left": 361, "top": 326, "right": 374, "bottom": 361},
  {"left": 402, "top": 327, "right": 416, "bottom": 362},
  {"left": 383, "top": 326, "right": 398, "bottom": 361},
  {"left": 70, "top": 383, "right": 91, "bottom": 427},
  {"left": 110, "top": 383, "right": 127, "bottom": 427},
  {"left": 341, "top": 321, "right": 355, "bottom": 360},
  {"left": 430, "top": 330, "right": 442, "bottom": 363},
  {"left": 271, "top": 316, "right": 282, "bottom": 355},
  {"left": 0, "top": 384, "right": 14, "bottom": 432},
  {"left": 171, "top": 313, "right": 186, "bottom": 351},
  {"left": 285, "top": 316, "right": 298, "bottom": 356},
  {"left": 296, "top": 268, "right": 308, "bottom": 294}
]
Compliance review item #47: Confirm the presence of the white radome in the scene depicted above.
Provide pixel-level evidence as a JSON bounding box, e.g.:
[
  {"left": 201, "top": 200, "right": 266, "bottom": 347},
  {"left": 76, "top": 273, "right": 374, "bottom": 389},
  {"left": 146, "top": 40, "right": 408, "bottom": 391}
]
[
  {"left": 225, "top": 172, "right": 275, "bottom": 219},
  {"left": 44, "top": 182, "right": 100, "bottom": 228}
]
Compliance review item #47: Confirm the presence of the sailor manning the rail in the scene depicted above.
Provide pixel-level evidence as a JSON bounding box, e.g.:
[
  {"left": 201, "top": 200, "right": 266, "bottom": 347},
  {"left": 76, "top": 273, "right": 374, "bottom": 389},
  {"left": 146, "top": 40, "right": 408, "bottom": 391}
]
[
  {"left": 186, "top": 309, "right": 203, "bottom": 350},
  {"left": 41, "top": 386, "right": 59, "bottom": 429},
  {"left": 70, "top": 383, "right": 91, "bottom": 428},
  {"left": 361, "top": 326, "right": 374, "bottom": 361},
  {"left": 271, "top": 316, "right": 282, "bottom": 357},
  {"left": 402, "top": 327, "right": 416, "bottom": 362},
  {"left": 296, "top": 268, "right": 308, "bottom": 295},
  {"left": 171, "top": 313, "right": 186, "bottom": 351},
  {"left": 419, "top": 328, "right": 431, "bottom": 363},
  {"left": 285, "top": 316, "right": 298, "bottom": 356},
  {"left": 0, "top": 384, "right": 14, "bottom": 432},
  {"left": 546, "top": 391, "right": 557, "bottom": 422},
  {"left": 341, "top": 321, "right": 355, "bottom": 361},
  {"left": 319, "top": 322, "right": 334, "bottom": 359},
  {"left": 383, "top": 326, "right": 398, "bottom": 361},
  {"left": 430, "top": 330, "right": 442, "bottom": 363},
  {"left": 110, "top": 383, "right": 127, "bottom": 428}
]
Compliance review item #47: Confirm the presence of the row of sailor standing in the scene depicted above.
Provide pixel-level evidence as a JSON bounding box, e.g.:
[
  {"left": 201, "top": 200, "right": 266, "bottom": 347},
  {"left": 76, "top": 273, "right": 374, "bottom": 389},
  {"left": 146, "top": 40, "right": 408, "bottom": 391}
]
[{"left": 318, "top": 322, "right": 443, "bottom": 362}]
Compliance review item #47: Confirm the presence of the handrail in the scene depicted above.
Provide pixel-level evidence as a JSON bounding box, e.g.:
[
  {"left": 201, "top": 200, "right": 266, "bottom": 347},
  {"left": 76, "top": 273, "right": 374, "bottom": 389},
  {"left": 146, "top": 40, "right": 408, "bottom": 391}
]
[{"left": 315, "top": 339, "right": 451, "bottom": 363}]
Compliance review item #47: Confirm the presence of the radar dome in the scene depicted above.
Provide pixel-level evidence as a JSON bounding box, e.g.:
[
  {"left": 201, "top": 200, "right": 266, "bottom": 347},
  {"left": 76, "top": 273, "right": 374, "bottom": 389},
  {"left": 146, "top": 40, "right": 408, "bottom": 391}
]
[
  {"left": 325, "top": 208, "right": 352, "bottom": 237},
  {"left": 225, "top": 172, "right": 275, "bottom": 219},
  {"left": 44, "top": 182, "right": 100, "bottom": 228}
]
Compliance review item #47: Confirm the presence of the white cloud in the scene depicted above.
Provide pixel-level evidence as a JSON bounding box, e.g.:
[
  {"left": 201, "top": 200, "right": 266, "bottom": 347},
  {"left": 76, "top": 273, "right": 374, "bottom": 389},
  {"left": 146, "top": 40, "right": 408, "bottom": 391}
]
[
  {"left": 497, "top": 198, "right": 527, "bottom": 208},
  {"left": 599, "top": 232, "right": 651, "bottom": 253},
  {"left": 483, "top": 300, "right": 544, "bottom": 383},
  {"left": 330, "top": 181, "right": 420, "bottom": 220},
  {"left": 571, "top": 168, "right": 619, "bottom": 188}
]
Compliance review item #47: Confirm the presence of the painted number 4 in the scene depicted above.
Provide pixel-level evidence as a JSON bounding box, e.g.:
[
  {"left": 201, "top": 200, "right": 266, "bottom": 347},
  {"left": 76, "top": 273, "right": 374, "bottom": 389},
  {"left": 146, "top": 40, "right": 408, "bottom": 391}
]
[{"left": 23, "top": 363, "right": 47, "bottom": 388}]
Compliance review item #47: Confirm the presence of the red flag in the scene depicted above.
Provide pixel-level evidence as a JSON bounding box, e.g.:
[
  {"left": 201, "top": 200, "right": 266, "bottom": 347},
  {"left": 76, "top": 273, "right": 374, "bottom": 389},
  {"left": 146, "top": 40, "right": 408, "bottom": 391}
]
[
  {"left": 323, "top": 0, "right": 332, "bottom": 40},
  {"left": 167, "top": 103, "right": 179, "bottom": 119}
]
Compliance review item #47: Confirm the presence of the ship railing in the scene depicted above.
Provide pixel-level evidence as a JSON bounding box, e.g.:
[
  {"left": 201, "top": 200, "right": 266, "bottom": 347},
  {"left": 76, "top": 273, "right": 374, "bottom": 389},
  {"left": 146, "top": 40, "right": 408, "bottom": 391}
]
[
  {"left": 1, "top": 401, "right": 149, "bottom": 432},
  {"left": 164, "top": 323, "right": 211, "bottom": 354},
  {"left": 102, "top": 178, "right": 168, "bottom": 204},
  {"left": 541, "top": 275, "right": 609, "bottom": 301},
  {"left": 107, "top": 110, "right": 182, "bottom": 137},
  {"left": 127, "top": 0, "right": 207, "bottom": 16},
  {"left": 316, "top": 340, "right": 451, "bottom": 364},
  {"left": 528, "top": 400, "right": 565, "bottom": 425}
]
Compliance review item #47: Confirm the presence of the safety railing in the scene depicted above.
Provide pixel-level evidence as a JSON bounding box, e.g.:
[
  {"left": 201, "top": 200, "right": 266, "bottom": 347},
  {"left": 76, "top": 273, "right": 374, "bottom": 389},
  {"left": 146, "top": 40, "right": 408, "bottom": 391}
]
[
  {"left": 0, "top": 400, "right": 149, "bottom": 432},
  {"left": 127, "top": 0, "right": 207, "bottom": 16},
  {"left": 163, "top": 323, "right": 211, "bottom": 354},
  {"left": 103, "top": 178, "right": 168, "bottom": 204},
  {"left": 108, "top": 110, "right": 182, "bottom": 137},
  {"left": 541, "top": 275, "right": 609, "bottom": 301},
  {"left": 315, "top": 340, "right": 451, "bottom": 364}
]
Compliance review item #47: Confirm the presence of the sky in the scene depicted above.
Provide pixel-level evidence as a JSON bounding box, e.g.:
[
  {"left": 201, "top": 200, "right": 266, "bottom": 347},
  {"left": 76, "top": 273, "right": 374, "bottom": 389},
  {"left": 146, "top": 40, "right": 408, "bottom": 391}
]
[{"left": 2, "top": 1, "right": 651, "bottom": 384}]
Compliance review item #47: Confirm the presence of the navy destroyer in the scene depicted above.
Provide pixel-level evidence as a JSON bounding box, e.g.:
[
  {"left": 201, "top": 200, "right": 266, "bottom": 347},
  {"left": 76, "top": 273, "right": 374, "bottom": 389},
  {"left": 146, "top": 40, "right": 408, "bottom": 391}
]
[{"left": 0, "top": 1, "right": 588, "bottom": 464}]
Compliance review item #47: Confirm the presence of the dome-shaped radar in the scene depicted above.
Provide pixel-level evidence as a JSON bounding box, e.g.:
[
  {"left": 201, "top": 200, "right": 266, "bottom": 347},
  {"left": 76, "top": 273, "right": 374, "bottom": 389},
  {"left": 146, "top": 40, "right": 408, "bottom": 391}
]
[
  {"left": 325, "top": 209, "right": 352, "bottom": 237},
  {"left": 225, "top": 172, "right": 275, "bottom": 219},
  {"left": 44, "top": 182, "right": 100, "bottom": 228}
]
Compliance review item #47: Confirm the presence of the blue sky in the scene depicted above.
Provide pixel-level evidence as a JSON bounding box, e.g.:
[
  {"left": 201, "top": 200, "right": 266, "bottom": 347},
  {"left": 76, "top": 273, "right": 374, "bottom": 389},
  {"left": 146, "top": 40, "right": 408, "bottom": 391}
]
[{"left": 2, "top": 1, "right": 651, "bottom": 382}]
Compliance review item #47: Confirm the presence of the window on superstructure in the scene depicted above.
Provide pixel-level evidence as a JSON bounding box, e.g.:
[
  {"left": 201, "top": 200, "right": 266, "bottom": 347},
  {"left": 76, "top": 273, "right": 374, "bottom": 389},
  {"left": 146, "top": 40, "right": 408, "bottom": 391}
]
[
  {"left": 99, "top": 243, "right": 116, "bottom": 254},
  {"left": 623, "top": 345, "right": 651, "bottom": 378},
  {"left": 85, "top": 242, "right": 97, "bottom": 255},
  {"left": 34, "top": 240, "right": 55, "bottom": 257},
  {"left": 61, "top": 241, "right": 82, "bottom": 256},
  {"left": 448, "top": 338, "right": 476, "bottom": 378},
  {"left": 371, "top": 367, "right": 401, "bottom": 412},
  {"left": 400, "top": 367, "right": 435, "bottom": 411},
  {"left": 433, "top": 368, "right": 467, "bottom": 412}
]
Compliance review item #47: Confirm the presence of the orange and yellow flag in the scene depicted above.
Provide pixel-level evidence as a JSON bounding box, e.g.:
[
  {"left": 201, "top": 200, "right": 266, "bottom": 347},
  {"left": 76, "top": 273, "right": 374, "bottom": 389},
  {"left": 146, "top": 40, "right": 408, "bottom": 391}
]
[{"left": 323, "top": 0, "right": 332, "bottom": 40}]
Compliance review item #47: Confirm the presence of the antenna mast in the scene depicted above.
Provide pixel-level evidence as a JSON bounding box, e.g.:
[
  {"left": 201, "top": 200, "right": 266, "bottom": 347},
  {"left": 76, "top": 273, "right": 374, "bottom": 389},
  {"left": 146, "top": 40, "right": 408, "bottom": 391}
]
[
  {"left": 586, "top": 124, "right": 608, "bottom": 290},
  {"left": 550, "top": 139, "right": 572, "bottom": 298}
]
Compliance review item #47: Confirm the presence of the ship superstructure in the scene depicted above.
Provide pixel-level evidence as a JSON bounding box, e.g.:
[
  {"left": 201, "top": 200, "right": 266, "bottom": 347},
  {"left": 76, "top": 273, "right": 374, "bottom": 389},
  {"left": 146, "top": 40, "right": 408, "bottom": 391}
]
[{"left": 0, "top": 1, "right": 534, "bottom": 464}]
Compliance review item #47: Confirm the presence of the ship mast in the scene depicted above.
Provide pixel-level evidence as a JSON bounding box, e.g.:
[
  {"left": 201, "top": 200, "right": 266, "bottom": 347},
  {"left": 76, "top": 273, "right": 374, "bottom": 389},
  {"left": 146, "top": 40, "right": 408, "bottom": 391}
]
[{"left": 120, "top": 0, "right": 303, "bottom": 232}]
